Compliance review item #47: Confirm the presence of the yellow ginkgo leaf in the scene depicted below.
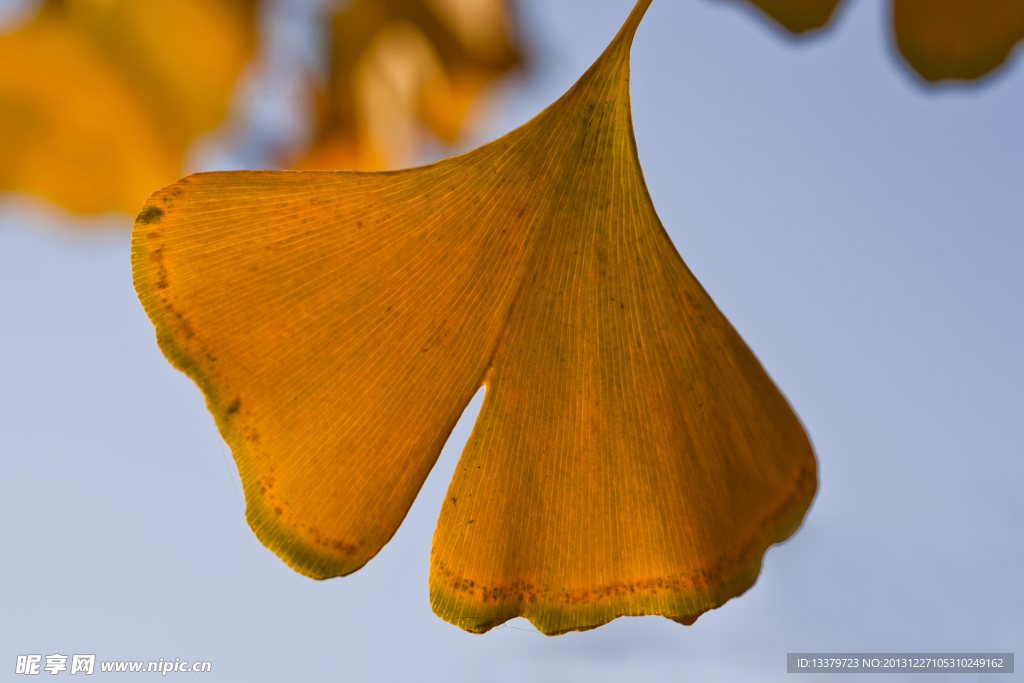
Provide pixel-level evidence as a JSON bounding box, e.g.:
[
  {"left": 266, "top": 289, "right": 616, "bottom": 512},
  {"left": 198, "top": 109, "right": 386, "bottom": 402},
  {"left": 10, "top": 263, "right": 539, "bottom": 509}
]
[
  {"left": 728, "top": 0, "right": 843, "bottom": 34},
  {"left": 0, "top": 0, "right": 256, "bottom": 214},
  {"left": 132, "top": 0, "right": 815, "bottom": 635},
  {"left": 297, "top": 0, "right": 522, "bottom": 171},
  {"left": 892, "top": 0, "right": 1024, "bottom": 82}
]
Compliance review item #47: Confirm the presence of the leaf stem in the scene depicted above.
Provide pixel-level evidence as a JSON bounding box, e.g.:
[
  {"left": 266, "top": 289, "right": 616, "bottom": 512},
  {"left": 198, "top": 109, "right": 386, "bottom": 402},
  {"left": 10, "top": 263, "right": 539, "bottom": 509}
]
[{"left": 616, "top": 0, "right": 654, "bottom": 47}]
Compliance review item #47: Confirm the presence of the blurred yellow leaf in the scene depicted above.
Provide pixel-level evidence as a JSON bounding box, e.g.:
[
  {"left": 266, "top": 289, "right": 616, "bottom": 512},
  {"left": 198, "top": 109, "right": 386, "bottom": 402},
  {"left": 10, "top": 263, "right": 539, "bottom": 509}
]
[
  {"left": 731, "top": 0, "right": 1024, "bottom": 82},
  {"left": 0, "top": 0, "right": 256, "bottom": 214},
  {"left": 297, "top": 0, "right": 522, "bottom": 170},
  {"left": 729, "top": 0, "right": 842, "bottom": 33},
  {"left": 893, "top": 0, "right": 1024, "bottom": 82},
  {"left": 132, "top": 0, "right": 815, "bottom": 635}
]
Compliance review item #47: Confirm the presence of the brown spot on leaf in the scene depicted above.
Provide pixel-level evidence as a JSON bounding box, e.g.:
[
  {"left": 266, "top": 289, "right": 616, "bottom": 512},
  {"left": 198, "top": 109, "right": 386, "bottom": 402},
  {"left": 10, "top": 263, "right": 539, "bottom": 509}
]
[{"left": 137, "top": 205, "right": 164, "bottom": 225}]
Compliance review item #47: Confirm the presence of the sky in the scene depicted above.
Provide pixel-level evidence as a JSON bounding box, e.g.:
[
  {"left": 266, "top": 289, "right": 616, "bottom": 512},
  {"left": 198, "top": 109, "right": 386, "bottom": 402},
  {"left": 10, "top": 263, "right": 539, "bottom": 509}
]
[{"left": 1, "top": 0, "right": 1022, "bottom": 681}]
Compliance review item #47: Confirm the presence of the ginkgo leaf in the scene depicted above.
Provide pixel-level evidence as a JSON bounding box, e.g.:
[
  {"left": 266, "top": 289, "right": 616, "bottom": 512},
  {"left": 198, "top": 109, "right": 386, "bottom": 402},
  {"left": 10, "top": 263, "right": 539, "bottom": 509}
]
[
  {"left": 727, "top": 0, "right": 843, "bottom": 34},
  {"left": 132, "top": 0, "right": 815, "bottom": 636},
  {"left": 0, "top": 0, "right": 256, "bottom": 214},
  {"left": 296, "top": 0, "right": 522, "bottom": 171},
  {"left": 892, "top": 0, "right": 1024, "bottom": 82}
]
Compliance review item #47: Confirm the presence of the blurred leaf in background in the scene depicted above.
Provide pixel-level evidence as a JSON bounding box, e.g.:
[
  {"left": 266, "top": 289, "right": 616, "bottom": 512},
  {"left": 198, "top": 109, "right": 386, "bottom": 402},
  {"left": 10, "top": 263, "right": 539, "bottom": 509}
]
[
  {"left": 297, "top": 0, "right": 523, "bottom": 170},
  {"left": 0, "top": 0, "right": 523, "bottom": 215},
  {"left": 725, "top": 0, "right": 1024, "bottom": 82},
  {"left": 893, "top": 0, "right": 1024, "bottom": 82},
  {"left": 735, "top": 0, "right": 841, "bottom": 33},
  {"left": 0, "top": 0, "right": 258, "bottom": 214}
]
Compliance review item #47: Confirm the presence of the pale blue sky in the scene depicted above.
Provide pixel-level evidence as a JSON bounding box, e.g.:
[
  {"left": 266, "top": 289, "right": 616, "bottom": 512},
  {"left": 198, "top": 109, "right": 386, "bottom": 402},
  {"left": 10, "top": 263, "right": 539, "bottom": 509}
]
[{"left": 2, "top": 1, "right": 1021, "bottom": 681}]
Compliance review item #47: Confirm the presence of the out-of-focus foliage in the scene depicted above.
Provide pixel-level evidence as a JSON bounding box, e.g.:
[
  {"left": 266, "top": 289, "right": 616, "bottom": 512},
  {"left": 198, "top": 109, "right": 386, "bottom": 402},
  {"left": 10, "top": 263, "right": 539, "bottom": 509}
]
[
  {"left": 738, "top": 0, "right": 841, "bottom": 33},
  {"left": 131, "top": 0, "right": 816, "bottom": 636},
  {"left": 299, "top": 0, "right": 523, "bottom": 170},
  {"left": 0, "top": 0, "right": 258, "bottom": 214},
  {"left": 728, "top": 0, "right": 1024, "bottom": 83},
  {"left": 0, "top": 0, "right": 523, "bottom": 215},
  {"left": 893, "top": 0, "right": 1024, "bottom": 82}
]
